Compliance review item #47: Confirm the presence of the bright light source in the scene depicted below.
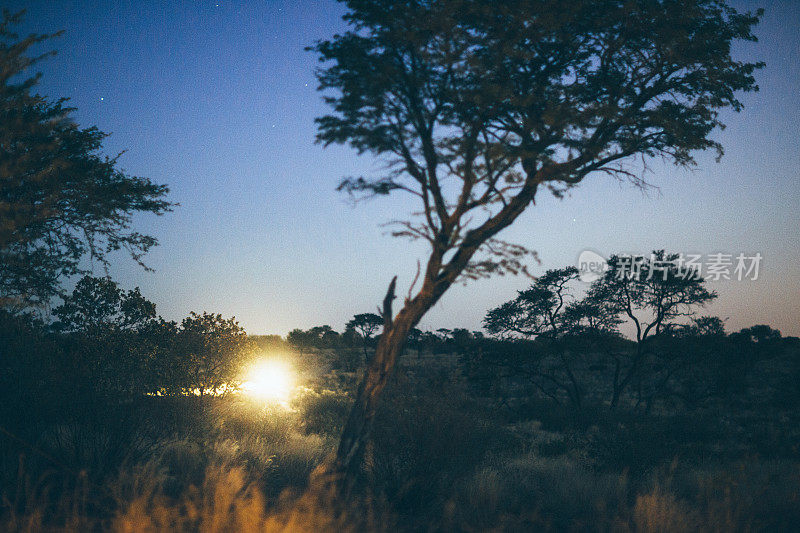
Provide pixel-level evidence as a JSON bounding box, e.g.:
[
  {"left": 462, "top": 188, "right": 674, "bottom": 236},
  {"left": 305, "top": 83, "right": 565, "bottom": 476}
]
[{"left": 241, "top": 360, "right": 294, "bottom": 404}]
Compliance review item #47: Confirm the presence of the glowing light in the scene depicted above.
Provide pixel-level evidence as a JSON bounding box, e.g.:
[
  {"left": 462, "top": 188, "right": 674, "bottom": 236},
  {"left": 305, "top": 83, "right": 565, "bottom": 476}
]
[{"left": 241, "top": 360, "right": 294, "bottom": 404}]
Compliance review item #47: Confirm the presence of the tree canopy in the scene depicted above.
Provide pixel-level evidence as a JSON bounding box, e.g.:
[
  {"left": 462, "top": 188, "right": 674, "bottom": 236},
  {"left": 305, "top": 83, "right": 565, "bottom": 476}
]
[
  {"left": 587, "top": 251, "right": 717, "bottom": 344},
  {"left": 484, "top": 267, "right": 581, "bottom": 339},
  {"left": 53, "top": 275, "right": 158, "bottom": 333},
  {"left": 0, "top": 11, "right": 173, "bottom": 308},
  {"left": 312, "top": 0, "right": 762, "bottom": 286},
  {"left": 346, "top": 312, "right": 384, "bottom": 361}
]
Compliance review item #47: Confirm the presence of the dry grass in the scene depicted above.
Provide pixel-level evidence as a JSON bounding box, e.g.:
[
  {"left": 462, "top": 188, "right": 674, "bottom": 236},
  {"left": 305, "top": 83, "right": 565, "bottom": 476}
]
[
  {"left": 2, "top": 385, "right": 799, "bottom": 531},
  {"left": 3, "top": 454, "right": 388, "bottom": 532}
]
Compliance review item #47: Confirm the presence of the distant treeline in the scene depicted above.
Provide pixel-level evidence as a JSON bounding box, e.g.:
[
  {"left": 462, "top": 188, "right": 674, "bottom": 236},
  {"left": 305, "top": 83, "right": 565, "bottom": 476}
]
[
  {"left": 4, "top": 250, "right": 797, "bottom": 420},
  {"left": 282, "top": 251, "right": 800, "bottom": 415}
]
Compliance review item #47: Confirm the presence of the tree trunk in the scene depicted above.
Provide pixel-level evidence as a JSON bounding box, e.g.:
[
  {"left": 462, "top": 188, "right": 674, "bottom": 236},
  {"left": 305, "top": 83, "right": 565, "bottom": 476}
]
[
  {"left": 610, "top": 342, "right": 648, "bottom": 410},
  {"left": 560, "top": 350, "right": 583, "bottom": 410},
  {"left": 309, "top": 182, "right": 541, "bottom": 497},
  {"left": 610, "top": 357, "right": 622, "bottom": 409},
  {"left": 336, "top": 318, "right": 414, "bottom": 478},
  {"left": 311, "top": 276, "right": 442, "bottom": 496}
]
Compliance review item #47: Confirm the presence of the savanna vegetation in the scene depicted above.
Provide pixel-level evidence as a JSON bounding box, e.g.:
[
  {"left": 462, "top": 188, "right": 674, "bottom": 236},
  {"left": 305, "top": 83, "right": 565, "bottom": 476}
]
[
  {"left": 3, "top": 0, "right": 798, "bottom": 531},
  {"left": 2, "top": 265, "right": 800, "bottom": 531}
]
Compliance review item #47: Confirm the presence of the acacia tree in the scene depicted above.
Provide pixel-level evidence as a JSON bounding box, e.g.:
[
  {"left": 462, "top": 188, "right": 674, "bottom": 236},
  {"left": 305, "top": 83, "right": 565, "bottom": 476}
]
[
  {"left": 587, "top": 251, "right": 717, "bottom": 408},
  {"left": 346, "top": 312, "right": 384, "bottom": 362},
  {"left": 483, "top": 267, "right": 623, "bottom": 408},
  {"left": 0, "top": 11, "right": 172, "bottom": 308},
  {"left": 484, "top": 267, "right": 589, "bottom": 407},
  {"left": 485, "top": 267, "right": 578, "bottom": 339},
  {"left": 309, "top": 0, "right": 761, "bottom": 487}
]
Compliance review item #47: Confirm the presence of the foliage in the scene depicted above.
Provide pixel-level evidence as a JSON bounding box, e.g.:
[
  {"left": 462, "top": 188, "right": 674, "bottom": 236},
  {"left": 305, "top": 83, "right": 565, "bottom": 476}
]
[
  {"left": 0, "top": 11, "right": 173, "bottom": 309},
  {"left": 169, "top": 312, "right": 255, "bottom": 396},
  {"left": 288, "top": 325, "right": 343, "bottom": 352},
  {"left": 345, "top": 312, "right": 384, "bottom": 362},
  {"left": 53, "top": 275, "right": 159, "bottom": 333},
  {"left": 484, "top": 267, "right": 582, "bottom": 339},
  {"left": 478, "top": 252, "right": 726, "bottom": 410},
  {"left": 51, "top": 275, "right": 173, "bottom": 396},
  {"left": 312, "top": 0, "right": 762, "bottom": 285}
]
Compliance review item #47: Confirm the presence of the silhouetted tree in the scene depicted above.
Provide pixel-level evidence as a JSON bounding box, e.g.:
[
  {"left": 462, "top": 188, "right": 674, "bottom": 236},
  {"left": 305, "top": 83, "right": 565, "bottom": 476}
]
[
  {"left": 406, "top": 327, "right": 423, "bottom": 356},
  {"left": 287, "top": 328, "right": 315, "bottom": 355},
  {"left": 416, "top": 329, "right": 441, "bottom": 355},
  {"left": 734, "top": 324, "right": 782, "bottom": 344},
  {"left": 53, "top": 275, "right": 171, "bottom": 396},
  {"left": 484, "top": 267, "right": 592, "bottom": 407},
  {"left": 249, "top": 334, "right": 288, "bottom": 352},
  {"left": 664, "top": 315, "right": 727, "bottom": 407},
  {"left": 485, "top": 267, "right": 578, "bottom": 339},
  {"left": 172, "top": 312, "right": 253, "bottom": 397},
  {"left": 291, "top": 325, "right": 337, "bottom": 349},
  {"left": 309, "top": 0, "right": 762, "bottom": 486},
  {"left": 346, "top": 312, "right": 383, "bottom": 363},
  {"left": 450, "top": 328, "right": 473, "bottom": 347},
  {"left": 587, "top": 251, "right": 716, "bottom": 408},
  {"left": 286, "top": 325, "right": 341, "bottom": 352},
  {"left": 688, "top": 316, "right": 727, "bottom": 338},
  {"left": 53, "top": 276, "right": 157, "bottom": 333},
  {"left": 0, "top": 11, "right": 173, "bottom": 309},
  {"left": 711, "top": 324, "right": 783, "bottom": 398}
]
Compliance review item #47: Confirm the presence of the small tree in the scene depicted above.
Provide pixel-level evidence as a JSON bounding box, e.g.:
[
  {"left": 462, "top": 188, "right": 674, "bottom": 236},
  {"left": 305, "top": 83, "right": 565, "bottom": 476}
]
[
  {"left": 287, "top": 328, "right": 315, "bottom": 355},
  {"left": 735, "top": 324, "right": 782, "bottom": 344},
  {"left": 54, "top": 276, "right": 158, "bottom": 333},
  {"left": 309, "top": 0, "right": 762, "bottom": 486},
  {"left": 0, "top": 11, "right": 173, "bottom": 308},
  {"left": 665, "top": 315, "right": 727, "bottom": 407},
  {"left": 311, "top": 324, "right": 342, "bottom": 349},
  {"left": 587, "top": 251, "right": 716, "bottom": 408},
  {"left": 346, "top": 312, "right": 384, "bottom": 363},
  {"left": 484, "top": 267, "right": 591, "bottom": 407},
  {"left": 485, "top": 267, "right": 578, "bottom": 339},
  {"left": 173, "top": 312, "right": 253, "bottom": 397},
  {"left": 713, "top": 324, "right": 783, "bottom": 397}
]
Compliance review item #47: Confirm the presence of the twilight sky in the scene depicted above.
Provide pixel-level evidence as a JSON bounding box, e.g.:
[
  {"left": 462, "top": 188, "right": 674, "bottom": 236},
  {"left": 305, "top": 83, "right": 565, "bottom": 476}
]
[{"left": 12, "top": 0, "right": 800, "bottom": 337}]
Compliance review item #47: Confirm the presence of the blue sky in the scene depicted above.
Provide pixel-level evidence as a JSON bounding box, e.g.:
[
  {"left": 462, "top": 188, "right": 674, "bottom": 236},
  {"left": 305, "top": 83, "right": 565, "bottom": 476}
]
[{"left": 11, "top": 0, "right": 800, "bottom": 336}]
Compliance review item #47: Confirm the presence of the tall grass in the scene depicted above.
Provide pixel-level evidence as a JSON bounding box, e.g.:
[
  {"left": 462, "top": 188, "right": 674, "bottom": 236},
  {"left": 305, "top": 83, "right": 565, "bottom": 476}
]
[{"left": 3, "top": 354, "right": 800, "bottom": 531}]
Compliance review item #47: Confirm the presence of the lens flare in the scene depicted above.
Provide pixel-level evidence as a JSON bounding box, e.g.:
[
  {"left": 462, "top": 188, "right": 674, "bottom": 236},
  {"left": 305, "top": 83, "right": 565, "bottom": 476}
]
[{"left": 241, "top": 360, "right": 294, "bottom": 404}]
